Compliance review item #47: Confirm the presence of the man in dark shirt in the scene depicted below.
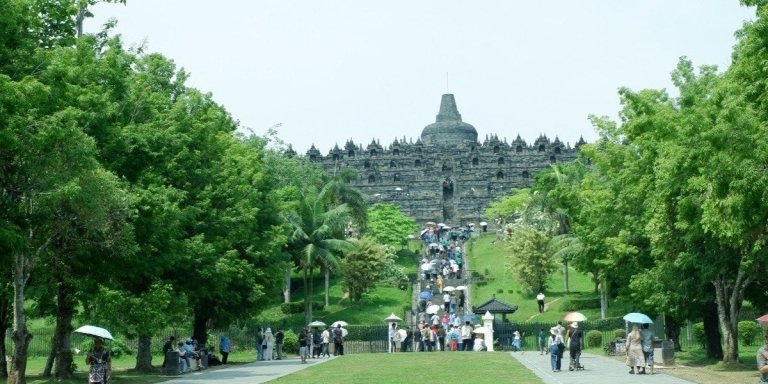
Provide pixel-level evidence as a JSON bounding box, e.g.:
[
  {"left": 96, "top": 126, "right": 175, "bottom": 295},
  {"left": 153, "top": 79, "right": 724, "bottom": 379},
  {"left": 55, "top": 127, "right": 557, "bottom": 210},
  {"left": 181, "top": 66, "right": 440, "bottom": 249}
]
[
  {"left": 275, "top": 329, "right": 285, "bottom": 360},
  {"left": 333, "top": 324, "right": 344, "bottom": 356},
  {"left": 567, "top": 322, "right": 584, "bottom": 370},
  {"left": 298, "top": 328, "right": 309, "bottom": 364},
  {"left": 161, "top": 336, "right": 175, "bottom": 367}
]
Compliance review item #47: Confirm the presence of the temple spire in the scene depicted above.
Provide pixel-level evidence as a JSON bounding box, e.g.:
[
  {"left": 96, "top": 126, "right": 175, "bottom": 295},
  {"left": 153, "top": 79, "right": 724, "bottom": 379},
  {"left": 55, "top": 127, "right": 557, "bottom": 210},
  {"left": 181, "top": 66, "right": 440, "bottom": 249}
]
[{"left": 436, "top": 94, "right": 462, "bottom": 123}]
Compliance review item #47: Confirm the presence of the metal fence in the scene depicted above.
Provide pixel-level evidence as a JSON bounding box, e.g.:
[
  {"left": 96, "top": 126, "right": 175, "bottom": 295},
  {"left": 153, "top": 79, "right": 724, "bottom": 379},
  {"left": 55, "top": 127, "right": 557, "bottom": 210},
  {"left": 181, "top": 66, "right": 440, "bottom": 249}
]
[{"left": 5, "top": 319, "right": 765, "bottom": 357}]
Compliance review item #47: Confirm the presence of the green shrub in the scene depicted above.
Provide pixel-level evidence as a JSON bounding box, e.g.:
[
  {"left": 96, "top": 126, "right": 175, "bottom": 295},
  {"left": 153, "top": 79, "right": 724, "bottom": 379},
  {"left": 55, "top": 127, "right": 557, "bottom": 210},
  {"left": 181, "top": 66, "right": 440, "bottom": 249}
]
[
  {"left": 586, "top": 330, "right": 603, "bottom": 348},
  {"left": 496, "top": 289, "right": 504, "bottom": 294},
  {"left": 692, "top": 322, "right": 705, "bottom": 347},
  {"left": 476, "top": 281, "right": 488, "bottom": 287},
  {"left": 739, "top": 321, "right": 760, "bottom": 346},
  {"left": 280, "top": 301, "right": 325, "bottom": 314},
  {"left": 613, "top": 328, "right": 626, "bottom": 339},
  {"left": 79, "top": 338, "right": 133, "bottom": 358},
  {"left": 282, "top": 329, "right": 299, "bottom": 354},
  {"left": 560, "top": 297, "right": 600, "bottom": 311}
]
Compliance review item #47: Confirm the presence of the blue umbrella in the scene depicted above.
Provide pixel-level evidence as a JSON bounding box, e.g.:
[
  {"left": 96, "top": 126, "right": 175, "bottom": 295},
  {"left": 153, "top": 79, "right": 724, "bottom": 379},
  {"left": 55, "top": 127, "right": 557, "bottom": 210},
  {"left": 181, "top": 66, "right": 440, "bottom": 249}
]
[
  {"left": 623, "top": 312, "right": 653, "bottom": 324},
  {"left": 419, "top": 291, "right": 432, "bottom": 300},
  {"left": 461, "top": 314, "right": 478, "bottom": 323}
]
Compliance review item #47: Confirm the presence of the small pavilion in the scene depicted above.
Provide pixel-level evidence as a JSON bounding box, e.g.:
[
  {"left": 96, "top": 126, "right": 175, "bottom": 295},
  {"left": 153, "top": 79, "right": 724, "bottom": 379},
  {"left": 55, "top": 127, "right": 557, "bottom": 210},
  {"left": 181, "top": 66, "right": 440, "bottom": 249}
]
[{"left": 472, "top": 294, "right": 518, "bottom": 322}]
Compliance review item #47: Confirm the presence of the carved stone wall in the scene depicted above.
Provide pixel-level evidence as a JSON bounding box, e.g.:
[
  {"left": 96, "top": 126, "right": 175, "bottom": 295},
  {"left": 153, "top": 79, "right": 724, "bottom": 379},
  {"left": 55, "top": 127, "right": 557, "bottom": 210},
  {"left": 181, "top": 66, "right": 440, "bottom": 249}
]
[{"left": 303, "top": 94, "right": 584, "bottom": 225}]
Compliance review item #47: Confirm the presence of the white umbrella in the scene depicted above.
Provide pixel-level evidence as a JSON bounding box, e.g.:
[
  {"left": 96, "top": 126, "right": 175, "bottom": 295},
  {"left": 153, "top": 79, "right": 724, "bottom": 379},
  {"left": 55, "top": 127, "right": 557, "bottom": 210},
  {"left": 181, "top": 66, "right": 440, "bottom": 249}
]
[
  {"left": 394, "top": 187, "right": 403, "bottom": 191},
  {"left": 468, "top": 223, "right": 475, "bottom": 227},
  {"left": 428, "top": 243, "right": 439, "bottom": 248},
  {"left": 331, "top": 320, "right": 348, "bottom": 327},
  {"left": 397, "top": 329, "right": 407, "bottom": 340},
  {"left": 341, "top": 327, "right": 348, "bottom": 337},
  {"left": 308, "top": 320, "right": 326, "bottom": 327},
  {"left": 420, "top": 263, "right": 432, "bottom": 271},
  {"left": 479, "top": 221, "right": 488, "bottom": 226},
  {"left": 443, "top": 286, "right": 456, "bottom": 292},
  {"left": 472, "top": 326, "right": 489, "bottom": 334},
  {"left": 437, "top": 223, "right": 446, "bottom": 227},
  {"left": 74, "top": 325, "right": 113, "bottom": 340},
  {"left": 426, "top": 304, "right": 441, "bottom": 314},
  {"left": 455, "top": 285, "right": 468, "bottom": 291},
  {"left": 385, "top": 313, "right": 402, "bottom": 322}
]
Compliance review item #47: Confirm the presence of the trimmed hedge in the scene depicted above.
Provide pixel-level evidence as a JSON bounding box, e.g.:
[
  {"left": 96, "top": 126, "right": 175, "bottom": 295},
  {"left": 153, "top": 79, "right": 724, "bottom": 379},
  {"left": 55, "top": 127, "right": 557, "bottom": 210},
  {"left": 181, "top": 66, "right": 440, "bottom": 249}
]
[
  {"left": 613, "top": 328, "right": 626, "bottom": 339},
  {"left": 586, "top": 330, "right": 603, "bottom": 348},
  {"left": 739, "top": 320, "right": 760, "bottom": 346},
  {"left": 560, "top": 297, "right": 601, "bottom": 311},
  {"left": 280, "top": 301, "right": 325, "bottom": 314}
]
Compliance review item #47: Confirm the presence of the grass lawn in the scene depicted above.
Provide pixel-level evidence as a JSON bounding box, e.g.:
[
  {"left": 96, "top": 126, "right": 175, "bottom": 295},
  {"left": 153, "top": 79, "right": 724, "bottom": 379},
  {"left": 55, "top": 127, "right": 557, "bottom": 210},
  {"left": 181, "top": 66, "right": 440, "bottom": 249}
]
[
  {"left": 468, "top": 234, "right": 601, "bottom": 323},
  {"left": 270, "top": 352, "right": 543, "bottom": 384},
  {"left": 22, "top": 351, "right": 257, "bottom": 384}
]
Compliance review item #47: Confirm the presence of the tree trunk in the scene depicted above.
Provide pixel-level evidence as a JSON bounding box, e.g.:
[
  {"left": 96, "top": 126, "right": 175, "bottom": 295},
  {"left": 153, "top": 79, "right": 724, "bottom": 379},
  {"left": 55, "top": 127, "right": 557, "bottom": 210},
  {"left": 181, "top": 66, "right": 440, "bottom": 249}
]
[
  {"left": 0, "top": 294, "right": 9, "bottom": 378},
  {"left": 134, "top": 333, "right": 154, "bottom": 371},
  {"left": 703, "top": 301, "right": 723, "bottom": 359},
  {"left": 43, "top": 337, "right": 55, "bottom": 377},
  {"left": 324, "top": 265, "right": 330, "bottom": 308},
  {"left": 192, "top": 313, "right": 208, "bottom": 346},
  {"left": 283, "top": 267, "right": 291, "bottom": 303},
  {"left": 599, "top": 278, "right": 608, "bottom": 319},
  {"left": 664, "top": 315, "right": 682, "bottom": 352},
  {"left": 10, "top": 251, "right": 32, "bottom": 384},
  {"left": 562, "top": 259, "right": 569, "bottom": 293},
  {"left": 53, "top": 278, "right": 75, "bottom": 380},
  {"left": 303, "top": 265, "right": 311, "bottom": 325},
  {"left": 308, "top": 266, "right": 314, "bottom": 322},
  {"left": 713, "top": 269, "right": 750, "bottom": 364}
]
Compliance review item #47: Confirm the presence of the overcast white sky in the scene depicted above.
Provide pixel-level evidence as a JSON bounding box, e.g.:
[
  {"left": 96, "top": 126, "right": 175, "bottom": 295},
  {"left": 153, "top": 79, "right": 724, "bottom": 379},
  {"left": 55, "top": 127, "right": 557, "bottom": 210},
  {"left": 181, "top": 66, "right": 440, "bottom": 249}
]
[{"left": 87, "top": 1, "right": 755, "bottom": 154}]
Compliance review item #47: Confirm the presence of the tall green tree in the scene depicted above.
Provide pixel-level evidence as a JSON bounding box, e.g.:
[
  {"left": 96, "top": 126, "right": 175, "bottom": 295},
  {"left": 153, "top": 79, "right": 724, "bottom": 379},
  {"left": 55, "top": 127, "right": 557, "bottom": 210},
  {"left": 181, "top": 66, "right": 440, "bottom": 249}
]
[
  {"left": 286, "top": 187, "right": 356, "bottom": 324},
  {"left": 341, "top": 237, "right": 404, "bottom": 302},
  {"left": 365, "top": 203, "right": 417, "bottom": 249}
]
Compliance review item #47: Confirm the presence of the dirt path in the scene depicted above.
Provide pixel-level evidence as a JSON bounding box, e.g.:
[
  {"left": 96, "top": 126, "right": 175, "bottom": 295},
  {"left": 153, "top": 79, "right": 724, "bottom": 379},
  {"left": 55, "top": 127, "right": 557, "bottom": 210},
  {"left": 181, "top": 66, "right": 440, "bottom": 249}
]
[{"left": 525, "top": 298, "right": 562, "bottom": 322}]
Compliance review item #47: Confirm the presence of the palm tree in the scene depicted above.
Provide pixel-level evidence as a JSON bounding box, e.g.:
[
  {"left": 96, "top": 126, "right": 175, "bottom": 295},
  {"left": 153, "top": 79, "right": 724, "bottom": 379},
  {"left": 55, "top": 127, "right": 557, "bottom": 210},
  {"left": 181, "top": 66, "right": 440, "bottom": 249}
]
[{"left": 287, "top": 188, "right": 356, "bottom": 324}]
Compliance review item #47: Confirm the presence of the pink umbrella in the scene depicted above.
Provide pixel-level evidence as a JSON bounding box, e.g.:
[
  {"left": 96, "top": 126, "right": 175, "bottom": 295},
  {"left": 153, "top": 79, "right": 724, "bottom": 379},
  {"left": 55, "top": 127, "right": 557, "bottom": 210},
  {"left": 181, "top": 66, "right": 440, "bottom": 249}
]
[{"left": 757, "top": 313, "right": 768, "bottom": 326}]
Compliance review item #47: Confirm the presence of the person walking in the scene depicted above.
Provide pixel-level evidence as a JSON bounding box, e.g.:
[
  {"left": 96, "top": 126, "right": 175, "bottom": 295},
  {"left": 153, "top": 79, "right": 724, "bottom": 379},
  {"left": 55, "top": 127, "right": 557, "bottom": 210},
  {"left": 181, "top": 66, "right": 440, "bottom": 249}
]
[
  {"left": 626, "top": 324, "right": 646, "bottom": 374},
  {"left": 298, "top": 327, "right": 309, "bottom": 364},
  {"left": 86, "top": 337, "right": 111, "bottom": 384},
  {"left": 275, "top": 329, "right": 285, "bottom": 360},
  {"left": 640, "top": 323, "right": 655, "bottom": 374},
  {"left": 333, "top": 324, "right": 345, "bottom": 355},
  {"left": 566, "top": 322, "right": 583, "bottom": 370},
  {"left": 321, "top": 326, "right": 331, "bottom": 357},
  {"left": 536, "top": 292, "right": 545, "bottom": 313},
  {"left": 256, "top": 328, "right": 265, "bottom": 361},
  {"left": 219, "top": 336, "right": 231, "bottom": 364},
  {"left": 548, "top": 329, "right": 565, "bottom": 372},
  {"left": 757, "top": 332, "right": 768, "bottom": 383},
  {"left": 263, "top": 328, "right": 274, "bottom": 360},
  {"left": 538, "top": 328, "right": 548, "bottom": 355}
]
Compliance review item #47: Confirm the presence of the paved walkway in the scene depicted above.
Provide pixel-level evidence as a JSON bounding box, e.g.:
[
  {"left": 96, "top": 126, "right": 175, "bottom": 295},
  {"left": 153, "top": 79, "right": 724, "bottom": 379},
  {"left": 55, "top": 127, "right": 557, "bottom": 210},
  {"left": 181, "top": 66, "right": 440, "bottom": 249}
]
[
  {"left": 509, "top": 351, "right": 695, "bottom": 384},
  {"left": 160, "top": 356, "right": 336, "bottom": 384}
]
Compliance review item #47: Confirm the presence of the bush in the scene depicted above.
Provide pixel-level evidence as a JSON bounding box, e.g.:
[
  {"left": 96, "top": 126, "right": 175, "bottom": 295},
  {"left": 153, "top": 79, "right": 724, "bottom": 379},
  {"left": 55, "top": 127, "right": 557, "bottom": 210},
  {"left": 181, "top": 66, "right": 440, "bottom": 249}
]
[
  {"left": 739, "top": 321, "right": 760, "bottom": 346},
  {"left": 496, "top": 289, "right": 504, "bottom": 294},
  {"left": 560, "top": 297, "right": 600, "bottom": 311},
  {"left": 692, "top": 322, "right": 705, "bottom": 347},
  {"left": 281, "top": 329, "right": 299, "bottom": 354},
  {"left": 79, "top": 338, "right": 133, "bottom": 358},
  {"left": 280, "top": 301, "right": 325, "bottom": 314},
  {"left": 613, "top": 328, "right": 626, "bottom": 339},
  {"left": 586, "top": 330, "right": 603, "bottom": 348}
]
